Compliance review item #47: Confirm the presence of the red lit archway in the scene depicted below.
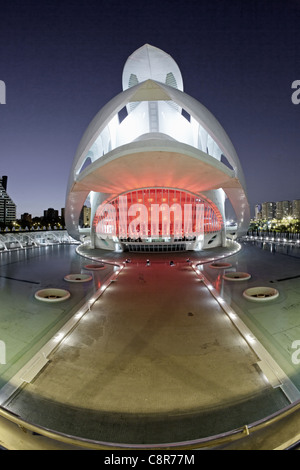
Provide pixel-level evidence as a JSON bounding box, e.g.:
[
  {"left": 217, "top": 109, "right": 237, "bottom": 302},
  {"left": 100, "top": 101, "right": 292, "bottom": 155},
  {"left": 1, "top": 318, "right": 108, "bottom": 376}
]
[{"left": 93, "top": 188, "right": 223, "bottom": 239}]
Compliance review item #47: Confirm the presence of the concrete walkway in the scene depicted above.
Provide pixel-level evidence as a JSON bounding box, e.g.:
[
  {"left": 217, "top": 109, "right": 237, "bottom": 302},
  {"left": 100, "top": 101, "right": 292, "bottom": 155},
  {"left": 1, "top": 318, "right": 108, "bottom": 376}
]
[{"left": 5, "top": 250, "right": 288, "bottom": 445}]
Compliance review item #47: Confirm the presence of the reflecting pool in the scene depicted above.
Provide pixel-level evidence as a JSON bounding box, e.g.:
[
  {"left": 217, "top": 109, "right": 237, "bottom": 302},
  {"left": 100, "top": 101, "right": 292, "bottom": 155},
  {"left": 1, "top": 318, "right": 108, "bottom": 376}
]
[{"left": 0, "top": 244, "right": 115, "bottom": 390}]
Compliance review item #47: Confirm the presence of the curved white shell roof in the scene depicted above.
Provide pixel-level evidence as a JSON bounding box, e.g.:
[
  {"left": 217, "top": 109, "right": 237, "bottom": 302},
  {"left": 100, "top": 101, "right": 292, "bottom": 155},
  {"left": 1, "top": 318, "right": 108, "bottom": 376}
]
[
  {"left": 122, "top": 44, "right": 184, "bottom": 92},
  {"left": 66, "top": 45, "right": 250, "bottom": 242}
]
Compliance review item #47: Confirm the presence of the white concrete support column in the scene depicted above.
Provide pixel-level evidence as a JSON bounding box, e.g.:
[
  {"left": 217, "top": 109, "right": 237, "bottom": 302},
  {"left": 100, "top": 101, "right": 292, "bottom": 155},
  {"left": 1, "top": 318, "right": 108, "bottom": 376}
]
[{"left": 222, "top": 225, "right": 227, "bottom": 247}]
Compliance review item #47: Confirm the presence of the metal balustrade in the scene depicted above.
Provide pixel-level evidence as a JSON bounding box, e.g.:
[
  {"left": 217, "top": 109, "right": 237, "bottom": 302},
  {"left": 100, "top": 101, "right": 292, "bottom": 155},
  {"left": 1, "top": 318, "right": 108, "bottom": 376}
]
[{"left": 1, "top": 398, "right": 300, "bottom": 450}]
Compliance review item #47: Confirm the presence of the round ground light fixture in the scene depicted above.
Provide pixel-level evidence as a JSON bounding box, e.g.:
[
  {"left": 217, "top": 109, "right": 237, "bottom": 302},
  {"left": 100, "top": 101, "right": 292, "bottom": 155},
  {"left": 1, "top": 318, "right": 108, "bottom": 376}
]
[
  {"left": 64, "top": 274, "right": 93, "bottom": 283},
  {"left": 84, "top": 264, "right": 106, "bottom": 270},
  {"left": 243, "top": 287, "right": 279, "bottom": 302},
  {"left": 35, "top": 288, "right": 71, "bottom": 302},
  {"left": 223, "top": 272, "right": 251, "bottom": 281},
  {"left": 209, "top": 261, "right": 232, "bottom": 269}
]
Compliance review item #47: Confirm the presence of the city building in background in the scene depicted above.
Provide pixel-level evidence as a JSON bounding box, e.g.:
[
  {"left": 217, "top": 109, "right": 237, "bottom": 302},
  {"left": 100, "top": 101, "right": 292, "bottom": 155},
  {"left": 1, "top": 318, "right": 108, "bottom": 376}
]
[
  {"left": 293, "top": 200, "right": 300, "bottom": 219},
  {"left": 61, "top": 208, "right": 65, "bottom": 224},
  {"left": 65, "top": 44, "right": 250, "bottom": 252},
  {"left": 255, "top": 204, "right": 262, "bottom": 220},
  {"left": 0, "top": 175, "right": 16, "bottom": 224},
  {"left": 255, "top": 200, "right": 300, "bottom": 222},
  {"left": 43, "top": 208, "right": 59, "bottom": 223},
  {"left": 79, "top": 205, "right": 91, "bottom": 227},
  {"left": 261, "top": 202, "right": 275, "bottom": 221},
  {"left": 275, "top": 201, "right": 292, "bottom": 219},
  {"left": 20, "top": 213, "right": 32, "bottom": 224}
]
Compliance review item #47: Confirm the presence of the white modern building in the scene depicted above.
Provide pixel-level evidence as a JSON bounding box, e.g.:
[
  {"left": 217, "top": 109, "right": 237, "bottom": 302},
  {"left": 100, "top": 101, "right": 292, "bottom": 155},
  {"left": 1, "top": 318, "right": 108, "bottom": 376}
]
[{"left": 66, "top": 45, "right": 250, "bottom": 252}]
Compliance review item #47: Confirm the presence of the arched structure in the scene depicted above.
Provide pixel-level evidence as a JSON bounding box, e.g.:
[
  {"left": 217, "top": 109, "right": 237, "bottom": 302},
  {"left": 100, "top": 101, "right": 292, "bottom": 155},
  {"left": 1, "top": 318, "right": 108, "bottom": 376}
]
[{"left": 66, "top": 44, "right": 250, "bottom": 252}]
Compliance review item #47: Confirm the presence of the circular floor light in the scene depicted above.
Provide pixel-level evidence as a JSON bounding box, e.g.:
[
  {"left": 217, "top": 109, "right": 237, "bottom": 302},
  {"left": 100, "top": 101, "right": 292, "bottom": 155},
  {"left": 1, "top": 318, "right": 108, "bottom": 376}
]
[
  {"left": 64, "top": 274, "right": 93, "bottom": 283},
  {"left": 243, "top": 287, "right": 279, "bottom": 302},
  {"left": 223, "top": 272, "right": 251, "bottom": 281},
  {"left": 209, "top": 261, "right": 232, "bottom": 269},
  {"left": 84, "top": 264, "right": 106, "bottom": 270},
  {"left": 35, "top": 289, "right": 71, "bottom": 302}
]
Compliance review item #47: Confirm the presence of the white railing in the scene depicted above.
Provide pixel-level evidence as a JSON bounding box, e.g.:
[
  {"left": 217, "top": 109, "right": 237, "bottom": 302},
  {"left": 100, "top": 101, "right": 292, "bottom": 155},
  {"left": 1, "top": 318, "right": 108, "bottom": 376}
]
[{"left": 0, "top": 230, "right": 79, "bottom": 251}]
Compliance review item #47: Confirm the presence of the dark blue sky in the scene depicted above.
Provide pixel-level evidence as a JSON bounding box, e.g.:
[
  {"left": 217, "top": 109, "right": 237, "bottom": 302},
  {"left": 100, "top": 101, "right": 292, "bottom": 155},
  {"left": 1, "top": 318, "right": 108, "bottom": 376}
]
[{"left": 0, "top": 0, "right": 299, "bottom": 218}]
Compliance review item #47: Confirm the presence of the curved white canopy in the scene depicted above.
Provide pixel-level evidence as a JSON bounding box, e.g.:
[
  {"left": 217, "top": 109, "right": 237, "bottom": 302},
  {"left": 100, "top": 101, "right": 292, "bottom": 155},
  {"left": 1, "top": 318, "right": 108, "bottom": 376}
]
[{"left": 66, "top": 46, "right": 250, "bottom": 242}]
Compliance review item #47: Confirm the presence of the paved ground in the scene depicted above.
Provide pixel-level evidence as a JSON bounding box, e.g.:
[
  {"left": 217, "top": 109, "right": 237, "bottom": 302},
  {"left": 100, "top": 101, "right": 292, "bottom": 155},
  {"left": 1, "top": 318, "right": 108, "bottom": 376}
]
[
  {"left": 0, "top": 244, "right": 114, "bottom": 389},
  {"left": 202, "top": 240, "right": 300, "bottom": 391},
  {"left": 5, "top": 247, "right": 288, "bottom": 445}
]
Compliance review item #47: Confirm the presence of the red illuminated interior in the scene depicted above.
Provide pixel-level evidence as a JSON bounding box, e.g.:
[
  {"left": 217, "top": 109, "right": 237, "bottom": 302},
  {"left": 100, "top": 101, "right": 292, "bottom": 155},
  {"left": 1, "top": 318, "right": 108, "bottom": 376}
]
[{"left": 93, "top": 188, "right": 223, "bottom": 237}]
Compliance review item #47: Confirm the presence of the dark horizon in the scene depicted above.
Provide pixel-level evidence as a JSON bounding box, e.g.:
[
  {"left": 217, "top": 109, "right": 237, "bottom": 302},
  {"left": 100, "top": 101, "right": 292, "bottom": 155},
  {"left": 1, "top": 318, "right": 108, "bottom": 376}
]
[{"left": 0, "top": 0, "right": 299, "bottom": 219}]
